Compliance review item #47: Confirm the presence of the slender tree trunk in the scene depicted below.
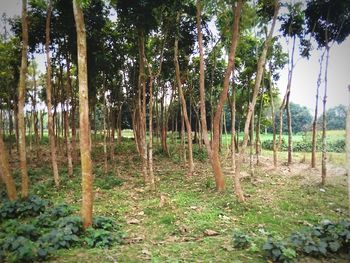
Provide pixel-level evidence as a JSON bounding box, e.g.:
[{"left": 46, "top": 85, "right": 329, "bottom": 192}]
[
  {"left": 180, "top": 104, "right": 186, "bottom": 163},
  {"left": 212, "top": 1, "right": 242, "bottom": 191},
  {"left": 311, "top": 52, "right": 325, "bottom": 168},
  {"left": 286, "top": 95, "right": 293, "bottom": 164},
  {"left": 0, "top": 129, "right": 17, "bottom": 200},
  {"left": 102, "top": 76, "right": 108, "bottom": 174},
  {"left": 236, "top": 0, "right": 279, "bottom": 202},
  {"left": 18, "top": 0, "right": 29, "bottom": 198},
  {"left": 268, "top": 69, "right": 277, "bottom": 167},
  {"left": 45, "top": 0, "right": 60, "bottom": 187},
  {"left": 137, "top": 30, "right": 148, "bottom": 184},
  {"left": 64, "top": 59, "right": 73, "bottom": 176},
  {"left": 73, "top": 0, "right": 93, "bottom": 229},
  {"left": 174, "top": 16, "right": 194, "bottom": 176},
  {"left": 148, "top": 77, "right": 155, "bottom": 190},
  {"left": 256, "top": 93, "right": 263, "bottom": 165},
  {"left": 321, "top": 46, "right": 330, "bottom": 185}
]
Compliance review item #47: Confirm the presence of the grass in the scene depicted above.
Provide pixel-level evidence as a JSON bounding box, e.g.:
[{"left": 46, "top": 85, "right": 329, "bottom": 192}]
[{"left": 1, "top": 130, "right": 348, "bottom": 262}]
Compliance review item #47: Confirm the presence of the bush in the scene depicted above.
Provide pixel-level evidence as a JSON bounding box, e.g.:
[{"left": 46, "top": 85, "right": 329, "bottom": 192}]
[
  {"left": 0, "top": 236, "right": 39, "bottom": 263},
  {"left": 263, "top": 219, "right": 350, "bottom": 262},
  {"left": 263, "top": 238, "right": 297, "bottom": 263},
  {"left": 93, "top": 216, "right": 118, "bottom": 231},
  {"left": 261, "top": 138, "right": 345, "bottom": 153},
  {"left": 0, "top": 196, "right": 123, "bottom": 262},
  {"left": 233, "top": 231, "right": 252, "bottom": 249},
  {"left": 84, "top": 228, "right": 114, "bottom": 248},
  {"left": 0, "top": 195, "right": 48, "bottom": 220}
]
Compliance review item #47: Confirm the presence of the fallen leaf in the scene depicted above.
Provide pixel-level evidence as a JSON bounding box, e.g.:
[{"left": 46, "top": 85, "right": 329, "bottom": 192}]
[
  {"left": 204, "top": 229, "right": 219, "bottom": 236},
  {"left": 127, "top": 218, "right": 140, "bottom": 224},
  {"left": 141, "top": 249, "right": 151, "bottom": 256}
]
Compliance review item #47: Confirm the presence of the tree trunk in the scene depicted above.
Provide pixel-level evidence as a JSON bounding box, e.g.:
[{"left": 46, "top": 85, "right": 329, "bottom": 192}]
[
  {"left": 0, "top": 129, "right": 17, "bottom": 200},
  {"left": 268, "top": 69, "right": 277, "bottom": 167},
  {"left": 65, "top": 57, "right": 73, "bottom": 177},
  {"left": 286, "top": 95, "right": 293, "bottom": 164},
  {"left": 102, "top": 75, "right": 108, "bottom": 174},
  {"left": 321, "top": 46, "right": 330, "bottom": 185},
  {"left": 137, "top": 30, "right": 148, "bottom": 184},
  {"left": 18, "top": 0, "right": 29, "bottom": 198},
  {"left": 45, "top": 0, "right": 60, "bottom": 187},
  {"left": 256, "top": 93, "right": 263, "bottom": 165},
  {"left": 311, "top": 52, "right": 325, "bottom": 168},
  {"left": 236, "top": 0, "right": 279, "bottom": 202},
  {"left": 174, "top": 15, "right": 194, "bottom": 176},
  {"left": 212, "top": 1, "right": 242, "bottom": 191},
  {"left": 73, "top": 0, "right": 93, "bottom": 229},
  {"left": 148, "top": 77, "right": 155, "bottom": 190}
]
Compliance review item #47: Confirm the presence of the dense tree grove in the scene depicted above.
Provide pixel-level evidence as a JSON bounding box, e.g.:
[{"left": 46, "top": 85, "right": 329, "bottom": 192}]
[{"left": 0, "top": 0, "right": 349, "bottom": 235}]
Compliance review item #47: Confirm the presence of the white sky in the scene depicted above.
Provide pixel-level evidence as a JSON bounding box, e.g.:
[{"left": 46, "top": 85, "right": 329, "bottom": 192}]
[{"left": 1, "top": 0, "right": 349, "bottom": 111}]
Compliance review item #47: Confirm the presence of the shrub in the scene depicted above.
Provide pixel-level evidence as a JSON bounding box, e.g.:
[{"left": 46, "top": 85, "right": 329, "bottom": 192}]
[
  {"left": 93, "top": 216, "right": 118, "bottom": 231},
  {"left": 0, "top": 195, "right": 48, "bottom": 220},
  {"left": 57, "top": 216, "right": 84, "bottom": 235},
  {"left": 84, "top": 228, "right": 114, "bottom": 248},
  {"left": 0, "top": 236, "right": 38, "bottom": 263},
  {"left": 263, "top": 238, "right": 297, "bottom": 263},
  {"left": 95, "top": 175, "right": 123, "bottom": 190},
  {"left": 233, "top": 231, "right": 252, "bottom": 249},
  {"left": 263, "top": 219, "right": 350, "bottom": 262}
]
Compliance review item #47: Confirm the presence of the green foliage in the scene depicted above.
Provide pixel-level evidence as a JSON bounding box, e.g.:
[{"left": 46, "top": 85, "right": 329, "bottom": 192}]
[
  {"left": 57, "top": 216, "right": 84, "bottom": 235},
  {"left": 94, "top": 174, "right": 124, "bottom": 190},
  {"left": 261, "top": 137, "right": 345, "bottom": 153},
  {"left": 93, "top": 216, "right": 118, "bottom": 231},
  {"left": 263, "top": 238, "right": 297, "bottom": 263},
  {"left": 0, "top": 196, "right": 122, "bottom": 262},
  {"left": 34, "top": 203, "right": 74, "bottom": 228},
  {"left": 263, "top": 220, "right": 350, "bottom": 262},
  {"left": 0, "top": 236, "right": 39, "bottom": 263},
  {"left": 192, "top": 147, "right": 207, "bottom": 162},
  {"left": 233, "top": 231, "right": 252, "bottom": 249},
  {"left": 0, "top": 195, "right": 48, "bottom": 220},
  {"left": 84, "top": 228, "right": 113, "bottom": 248}
]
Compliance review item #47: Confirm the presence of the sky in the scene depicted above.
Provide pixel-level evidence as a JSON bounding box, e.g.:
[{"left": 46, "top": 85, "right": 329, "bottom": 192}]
[{"left": 1, "top": 0, "right": 350, "bottom": 112}]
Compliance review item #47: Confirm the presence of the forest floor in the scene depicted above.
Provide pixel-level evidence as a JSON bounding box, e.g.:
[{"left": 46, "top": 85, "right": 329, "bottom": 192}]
[{"left": 3, "top": 138, "right": 350, "bottom": 262}]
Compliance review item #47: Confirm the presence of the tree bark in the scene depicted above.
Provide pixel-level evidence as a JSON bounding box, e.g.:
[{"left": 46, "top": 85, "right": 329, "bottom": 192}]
[
  {"left": 65, "top": 57, "right": 73, "bottom": 177},
  {"left": 236, "top": 0, "right": 279, "bottom": 202},
  {"left": 73, "top": 0, "right": 93, "bottom": 229},
  {"left": 45, "top": 0, "right": 60, "bottom": 187},
  {"left": 268, "top": 69, "right": 277, "bottom": 167},
  {"left": 174, "top": 14, "right": 194, "bottom": 176},
  {"left": 321, "top": 46, "right": 330, "bottom": 185},
  {"left": 311, "top": 52, "right": 325, "bottom": 168},
  {"left": 135, "top": 30, "right": 148, "bottom": 184},
  {"left": 0, "top": 129, "right": 17, "bottom": 200},
  {"left": 18, "top": 0, "right": 29, "bottom": 198},
  {"left": 212, "top": 1, "right": 242, "bottom": 191}
]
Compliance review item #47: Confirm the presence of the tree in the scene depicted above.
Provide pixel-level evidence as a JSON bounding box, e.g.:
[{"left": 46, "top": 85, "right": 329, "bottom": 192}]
[
  {"left": 18, "top": 0, "right": 30, "bottom": 198},
  {"left": 73, "top": 0, "right": 93, "bottom": 229},
  {"left": 0, "top": 129, "right": 17, "bottom": 200},
  {"left": 305, "top": 0, "right": 350, "bottom": 184},
  {"left": 45, "top": 0, "right": 60, "bottom": 188},
  {"left": 174, "top": 11, "right": 194, "bottom": 176},
  {"left": 322, "top": 105, "right": 346, "bottom": 130},
  {"left": 279, "top": 1, "right": 306, "bottom": 165},
  {"left": 197, "top": 0, "right": 242, "bottom": 191},
  {"left": 235, "top": 0, "right": 280, "bottom": 202}
]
